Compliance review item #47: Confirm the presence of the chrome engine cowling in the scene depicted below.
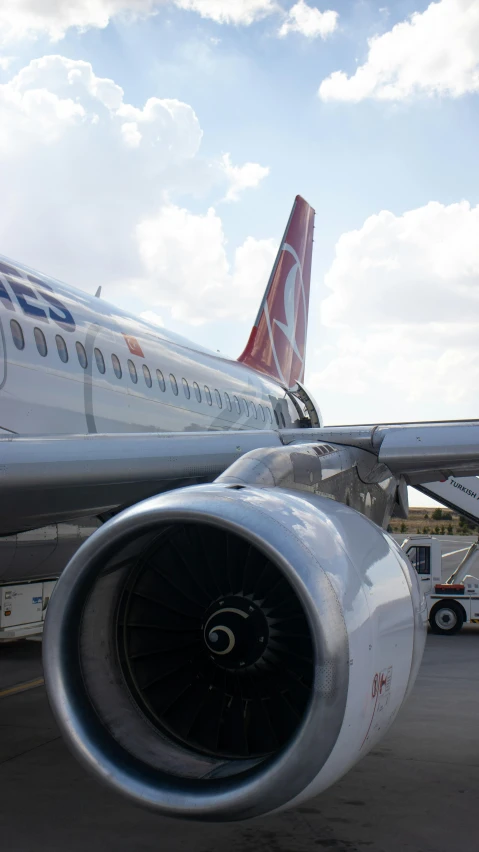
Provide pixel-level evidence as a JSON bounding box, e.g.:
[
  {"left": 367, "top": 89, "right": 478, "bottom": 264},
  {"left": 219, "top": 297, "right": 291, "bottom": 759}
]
[{"left": 43, "top": 483, "right": 426, "bottom": 821}]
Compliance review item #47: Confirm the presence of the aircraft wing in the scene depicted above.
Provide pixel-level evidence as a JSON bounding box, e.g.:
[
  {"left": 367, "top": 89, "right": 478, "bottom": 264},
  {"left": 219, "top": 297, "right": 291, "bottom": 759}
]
[
  {"left": 309, "top": 420, "right": 479, "bottom": 483},
  {"left": 0, "top": 430, "right": 281, "bottom": 534},
  {"left": 309, "top": 420, "right": 479, "bottom": 522},
  {"left": 1, "top": 420, "right": 478, "bottom": 535}
]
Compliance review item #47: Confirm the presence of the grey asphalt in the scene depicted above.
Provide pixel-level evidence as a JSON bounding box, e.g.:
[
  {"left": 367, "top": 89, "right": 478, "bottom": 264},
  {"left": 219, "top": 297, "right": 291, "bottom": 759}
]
[{"left": 1, "top": 626, "right": 479, "bottom": 852}]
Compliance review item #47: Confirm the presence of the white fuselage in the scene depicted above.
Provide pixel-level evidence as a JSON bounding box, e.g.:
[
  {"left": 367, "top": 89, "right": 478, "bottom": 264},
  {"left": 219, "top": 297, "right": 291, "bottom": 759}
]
[{"left": 0, "top": 256, "right": 301, "bottom": 438}]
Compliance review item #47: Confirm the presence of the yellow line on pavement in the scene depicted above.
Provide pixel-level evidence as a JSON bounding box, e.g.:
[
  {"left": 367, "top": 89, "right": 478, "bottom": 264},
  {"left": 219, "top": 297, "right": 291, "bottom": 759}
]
[{"left": 0, "top": 677, "right": 44, "bottom": 699}]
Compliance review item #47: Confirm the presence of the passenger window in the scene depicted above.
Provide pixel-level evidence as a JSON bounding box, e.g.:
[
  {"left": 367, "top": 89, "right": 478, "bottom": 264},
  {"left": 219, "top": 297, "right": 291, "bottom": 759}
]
[
  {"left": 193, "top": 381, "right": 201, "bottom": 402},
  {"left": 242, "top": 398, "right": 249, "bottom": 416},
  {"left": 258, "top": 404, "right": 265, "bottom": 422},
  {"left": 215, "top": 389, "right": 222, "bottom": 408},
  {"left": 204, "top": 385, "right": 212, "bottom": 405},
  {"left": 224, "top": 392, "right": 232, "bottom": 411},
  {"left": 250, "top": 401, "right": 257, "bottom": 419},
  {"left": 128, "top": 359, "right": 138, "bottom": 384},
  {"left": 182, "top": 378, "right": 190, "bottom": 399},
  {"left": 10, "top": 319, "right": 24, "bottom": 350},
  {"left": 111, "top": 354, "right": 122, "bottom": 379},
  {"left": 94, "top": 347, "right": 105, "bottom": 374},
  {"left": 156, "top": 369, "right": 165, "bottom": 391},
  {"left": 34, "top": 327, "right": 47, "bottom": 357},
  {"left": 266, "top": 408, "right": 272, "bottom": 424},
  {"left": 76, "top": 341, "right": 87, "bottom": 369},
  {"left": 56, "top": 335, "right": 68, "bottom": 363},
  {"left": 143, "top": 364, "right": 152, "bottom": 388},
  {"left": 170, "top": 374, "right": 178, "bottom": 395},
  {"left": 233, "top": 395, "right": 241, "bottom": 414}
]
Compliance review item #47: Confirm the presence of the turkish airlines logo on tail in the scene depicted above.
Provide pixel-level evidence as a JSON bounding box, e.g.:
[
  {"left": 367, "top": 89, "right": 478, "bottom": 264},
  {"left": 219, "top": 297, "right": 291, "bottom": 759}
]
[
  {"left": 265, "top": 241, "right": 307, "bottom": 386},
  {"left": 272, "top": 242, "right": 306, "bottom": 361}
]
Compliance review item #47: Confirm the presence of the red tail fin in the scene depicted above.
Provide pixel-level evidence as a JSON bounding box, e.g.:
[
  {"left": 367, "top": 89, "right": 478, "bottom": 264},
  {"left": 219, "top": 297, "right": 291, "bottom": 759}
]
[{"left": 238, "top": 195, "right": 315, "bottom": 389}]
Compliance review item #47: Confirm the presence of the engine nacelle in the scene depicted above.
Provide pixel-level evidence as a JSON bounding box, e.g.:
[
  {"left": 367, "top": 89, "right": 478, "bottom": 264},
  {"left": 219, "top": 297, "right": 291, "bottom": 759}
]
[{"left": 43, "top": 483, "right": 426, "bottom": 821}]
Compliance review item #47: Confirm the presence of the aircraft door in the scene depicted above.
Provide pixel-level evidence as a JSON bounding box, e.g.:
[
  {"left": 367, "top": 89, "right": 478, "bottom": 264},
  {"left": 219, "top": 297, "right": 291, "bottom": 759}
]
[{"left": 407, "top": 545, "right": 432, "bottom": 593}]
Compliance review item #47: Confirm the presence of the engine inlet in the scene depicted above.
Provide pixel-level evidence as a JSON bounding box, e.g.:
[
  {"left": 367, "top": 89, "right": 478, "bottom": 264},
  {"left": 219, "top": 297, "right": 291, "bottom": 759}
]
[{"left": 116, "top": 522, "right": 314, "bottom": 760}]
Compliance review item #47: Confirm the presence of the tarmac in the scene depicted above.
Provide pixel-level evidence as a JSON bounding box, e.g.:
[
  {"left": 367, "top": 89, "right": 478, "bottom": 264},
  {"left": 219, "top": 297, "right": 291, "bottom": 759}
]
[{"left": 0, "top": 624, "right": 478, "bottom": 852}]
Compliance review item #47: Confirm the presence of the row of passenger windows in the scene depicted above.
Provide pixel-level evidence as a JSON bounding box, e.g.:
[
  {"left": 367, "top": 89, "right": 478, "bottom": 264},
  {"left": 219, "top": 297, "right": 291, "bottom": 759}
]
[{"left": 9, "top": 319, "right": 277, "bottom": 424}]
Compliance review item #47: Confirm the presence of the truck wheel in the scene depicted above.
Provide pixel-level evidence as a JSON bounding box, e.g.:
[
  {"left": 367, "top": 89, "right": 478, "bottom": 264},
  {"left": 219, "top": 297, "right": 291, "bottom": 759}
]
[{"left": 430, "top": 602, "right": 464, "bottom": 635}]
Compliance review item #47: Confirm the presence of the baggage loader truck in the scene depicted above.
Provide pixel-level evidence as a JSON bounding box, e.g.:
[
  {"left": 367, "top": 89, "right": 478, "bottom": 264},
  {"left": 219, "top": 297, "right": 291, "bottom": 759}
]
[{"left": 402, "top": 536, "right": 479, "bottom": 634}]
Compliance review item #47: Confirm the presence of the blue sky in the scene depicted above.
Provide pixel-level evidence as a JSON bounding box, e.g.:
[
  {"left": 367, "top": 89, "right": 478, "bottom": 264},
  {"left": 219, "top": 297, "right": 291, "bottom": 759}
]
[{"left": 1, "top": 0, "right": 479, "bottom": 505}]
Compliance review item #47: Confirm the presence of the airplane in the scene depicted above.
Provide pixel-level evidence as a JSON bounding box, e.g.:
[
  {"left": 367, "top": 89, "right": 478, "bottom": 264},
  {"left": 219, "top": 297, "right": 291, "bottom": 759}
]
[{"left": 0, "top": 195, "right": 478, "bottom": 822}]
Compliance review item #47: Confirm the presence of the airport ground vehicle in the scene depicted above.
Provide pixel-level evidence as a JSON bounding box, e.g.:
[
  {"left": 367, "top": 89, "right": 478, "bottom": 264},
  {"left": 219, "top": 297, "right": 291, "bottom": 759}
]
[
  {"left": 403, "top": 536, "right": 479, "bottom": 634},
  {"left": 0, "top": 579, "right": 55, "bottom": 641}
]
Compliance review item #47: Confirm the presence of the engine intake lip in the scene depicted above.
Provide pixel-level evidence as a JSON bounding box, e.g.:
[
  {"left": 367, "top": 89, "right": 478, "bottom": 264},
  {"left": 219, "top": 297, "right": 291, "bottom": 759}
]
[{"left": 43, "top": 484, "right": 350, "bottom": 821}]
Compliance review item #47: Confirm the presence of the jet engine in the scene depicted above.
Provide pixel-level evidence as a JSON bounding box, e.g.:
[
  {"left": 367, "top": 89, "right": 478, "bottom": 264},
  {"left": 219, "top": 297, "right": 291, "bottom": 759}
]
[{"left": 43, "top": 482, "right": 426, "bottom": 821}]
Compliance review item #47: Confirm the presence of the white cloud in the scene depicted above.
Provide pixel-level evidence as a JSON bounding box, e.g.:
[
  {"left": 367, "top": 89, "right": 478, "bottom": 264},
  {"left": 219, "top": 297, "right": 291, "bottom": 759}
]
[
  {"left": 279, "top": 1, "right": 338, "bottom": 39},
  {"left": 322, "top": 201, "right": 479, "bottom": 327},
  {"left": 135, "top": 204, "right": 277, "bottom": 323},
  {"left": 0, "top": 1, "right": 158, "bottom": 43},
  {"left": 0, "top": 55, "right": 201, "bottom": 156},
  {"left": 309, "top": 200, "right": 479, "bottom": 424},
  {"left": 0, "top": 54, "right": 270, "bottom": 327},
  {"left": 173, "top": 0, "right": 277, "bottom": 25},
  {"left": 0, "top": 0, "right": 278, "bottom": 42},
  {"left": 220, "top": 153, "right": 270, "bottom": 202},
  {"left": 319, "top": 0, "right": 479, "bottom": 102}
]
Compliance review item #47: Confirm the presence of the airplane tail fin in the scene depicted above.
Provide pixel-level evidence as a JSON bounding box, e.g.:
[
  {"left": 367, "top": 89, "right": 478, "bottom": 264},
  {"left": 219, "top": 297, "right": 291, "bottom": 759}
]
[{"left": 238, "top": 195, "right": 315, "bottom": 389}]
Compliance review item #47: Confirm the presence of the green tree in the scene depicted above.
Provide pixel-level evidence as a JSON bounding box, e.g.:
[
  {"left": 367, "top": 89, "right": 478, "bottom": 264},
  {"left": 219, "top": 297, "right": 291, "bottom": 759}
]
[
  {"left": 447, "top": 524, "right": 453, "bottom": 535},
  {"left": 432, "top": 508, "right": 443, "bottom": 520},
  {"left": 434, "top": 525, "right": 440, "bottom": 535},
  {"left": 400, "top": 522, "right": 407, "bottom": 533},
  {"left": 423, "top": 527, "right": 429, "bottom": 534},
  {"left": 424, "top": 512, "right": 429, "bottom": 519}
]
